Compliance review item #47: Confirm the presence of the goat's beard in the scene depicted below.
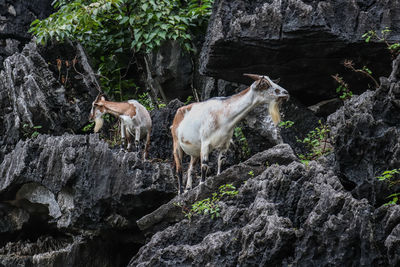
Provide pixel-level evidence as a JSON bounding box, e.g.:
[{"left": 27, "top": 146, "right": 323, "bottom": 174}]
[
  {"left": 268, "top": 99, "right": 281, "bottom": 125},
  {"left": 94, "top": 116, "right": 104, "bottom": 133}
]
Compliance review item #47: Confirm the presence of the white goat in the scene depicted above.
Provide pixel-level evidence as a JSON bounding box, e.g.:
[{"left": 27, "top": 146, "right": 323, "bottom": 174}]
[
  {"left": 89, "top": 94, "right": 152, "bottom": 159},
  {"left": 170, "top": 74, "right": 289, "bottom": 194}
]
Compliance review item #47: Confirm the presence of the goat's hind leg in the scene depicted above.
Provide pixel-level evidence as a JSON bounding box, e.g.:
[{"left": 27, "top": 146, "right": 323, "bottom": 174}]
[
  {"left": 185, "top": 156, "right": 198, "bottom": 191},
  {"left": 173, "top": 143, "right": 184, "bottom": 194},
  {"left": 143, "top": 129, "right": 151, "bottom": 161},
  {"left": 120, "top": 121, "right": 126, "bottom": 151}
]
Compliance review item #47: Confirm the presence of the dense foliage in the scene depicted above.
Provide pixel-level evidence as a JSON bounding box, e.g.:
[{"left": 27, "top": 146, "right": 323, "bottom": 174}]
[{"left": 30, "top": 0, "right": 213, "bottom": 100}]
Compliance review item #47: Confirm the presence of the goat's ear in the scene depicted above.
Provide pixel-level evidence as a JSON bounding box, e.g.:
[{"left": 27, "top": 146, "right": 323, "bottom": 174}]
[
  {"left": 100, "top": 95, "right": 106, "bottom": 101},
  {"left": 272, "top": 78, "right": 280, "bottom": 84},
  {"left": 243, "top": 73, "right": 261, "bottom": 81}
]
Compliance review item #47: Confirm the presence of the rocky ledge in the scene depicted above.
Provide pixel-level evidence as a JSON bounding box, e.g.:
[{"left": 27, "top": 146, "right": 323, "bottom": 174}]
[
  {"left": 0, "top": 134, "right": 176, "bottom": 266},
  {"left": 130, "top": 144, "right": 400, "bottom": 266}
]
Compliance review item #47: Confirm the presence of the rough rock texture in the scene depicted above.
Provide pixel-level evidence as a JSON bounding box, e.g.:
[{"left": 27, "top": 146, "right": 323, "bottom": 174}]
[
  {"left": 0, "top": 40, "right": 99, "bottom": 162},
  {"left": 149, "top": 41, "right": 194, "bottom": 101},
  {"left": 200, "top": 0, "right": 399, "bottom": 105},
  {"left": 0, "top": 134, "right": 176, "bottom": 229},
  {"left": 149, "top": 99, "right": 184, "bottom": 160},
  {"left": 0, "top": 134, "right": 176, "bottom": 266},
  {"left": 130, "top": 144, "right": 400, "bottom": 266},
  {"left": 328, "top": 54, "right": 400, "bottom": 205},
  {"left": 0, "top": 0, "right": 53, "bottom": 69}
]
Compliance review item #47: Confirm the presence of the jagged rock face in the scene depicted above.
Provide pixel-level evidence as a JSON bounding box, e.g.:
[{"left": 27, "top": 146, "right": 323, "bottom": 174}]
[
  {"left": 0, "top": 134, "right": 176, "bottom": 229},
  {"left": 0, "top": 235, "right": 127, "bottom": 267},
  {"left": 0, "top": 41, "right": 99, "bottom": 162},
  {"left": 149, "top": 41, "right": 193, "bottom": 101},
  {"left": 0, "top": 134, "right": 176, "bottom": 266},
  {"left": 130, "top": 144, "right": 400, "bottom": 266},
  {"left": 200, "top": 0, "right": 398, "bottom": 105},
  {"left": 149, "top": 99, "right": 184, "bottom": 160},
  {"left": 0, "top": 0, "right": 53, "bottom": 69},
  {"left": 328, "top": 54, "right": 400, "bottom": 205}
]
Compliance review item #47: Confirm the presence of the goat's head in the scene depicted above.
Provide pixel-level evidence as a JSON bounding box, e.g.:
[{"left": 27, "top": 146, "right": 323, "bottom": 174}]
[
  {"left": 89, "top": 94, "right": 106, "bottom": 133},
  {"left": 244, "top": 73, "right": 290, "bottom": 125}
]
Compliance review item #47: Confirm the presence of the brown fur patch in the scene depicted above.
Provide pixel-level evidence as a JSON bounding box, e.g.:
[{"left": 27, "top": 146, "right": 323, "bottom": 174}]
[
  {"left": 171, "top": 104, "right": 194, "bottom": 132},
  {"left": 100, "top": 101, "right": 137, "bottom": 118},
  {"left": 181, "top": 137, "right": 192, "bottom": 145}
]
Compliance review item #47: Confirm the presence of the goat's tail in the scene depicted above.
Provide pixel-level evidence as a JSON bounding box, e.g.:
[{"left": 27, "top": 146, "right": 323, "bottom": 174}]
[
  {"left": 268, "top": 99, "right": 281, "bottom": 125},
  {"left": 171, "top": 124, "right": 184, "bottom": 194}
]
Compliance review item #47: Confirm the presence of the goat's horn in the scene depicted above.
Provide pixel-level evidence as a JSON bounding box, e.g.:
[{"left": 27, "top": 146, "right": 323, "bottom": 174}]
[{"left": 243, "top": 73, "right": 262, "bottom": 81}]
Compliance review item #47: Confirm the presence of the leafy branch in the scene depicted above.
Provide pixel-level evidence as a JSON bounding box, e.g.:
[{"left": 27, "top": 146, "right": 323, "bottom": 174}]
[
  {"left": 331, "top": 74, "right": 352, "bottom": 100},
  {"left": 343, "top": 59, "right": 379, "bottom": 89},
  {"left": 362, "top": 27, "right": 400, "bottom": 57}
]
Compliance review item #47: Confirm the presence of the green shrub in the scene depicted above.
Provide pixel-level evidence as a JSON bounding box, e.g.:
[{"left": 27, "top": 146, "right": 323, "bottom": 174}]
[
  {"left": 234, "top": 126, "right": 250, "bottom": 158},
  {"left": 296, "top": 120, "right": 332, "bottom": 162},
  {"left": 377, "top": 169, "right": 400, "bottom": 205},
  {"left": 177, "top": 184, "right": 239, "bottom": 221}
]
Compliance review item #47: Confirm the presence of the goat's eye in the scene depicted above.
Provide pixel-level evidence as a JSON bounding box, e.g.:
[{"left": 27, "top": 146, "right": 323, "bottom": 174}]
[{"left": 275, "top": 89, "right": 280, "bottom": 94}]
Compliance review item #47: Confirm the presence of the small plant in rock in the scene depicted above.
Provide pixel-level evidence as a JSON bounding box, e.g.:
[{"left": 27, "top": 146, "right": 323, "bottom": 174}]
[
  {"left": 332, "top": 74, "right": 353, "bottom": 100},
  {"left": 184, "top": 95, "right": 194, "bottom": 105},
  {"left": 179, "top": 184, "right": 239, "bottom": 221},
  {"left": 376, "top": 169, "right": 400, "bottom": 205},
  {"left": 248, "top": 170, "right": 255, "bottom": 177},
  {"left": 22, "top": 124, "right": 42, "bottom": 139},
  {"left": 137, "top": 92, "right": 155, "bottom": 111},
  {"left": 137, "top": 92, "right": 165, "bottom": 111},
  {"left": 278, "top": 120, "right": 294, "bottom": 129},
  {"left": 296, "top": 120, "right": 332, "bottom": 163},
  {"left": 234, "top": 126, "right": 250, "bottom": 158},
  {"left": 363, "top": 27, "right": 400, "bottom": 57},
  {"left": 82, "top": 121, "right": 95, "bottom": 132}
]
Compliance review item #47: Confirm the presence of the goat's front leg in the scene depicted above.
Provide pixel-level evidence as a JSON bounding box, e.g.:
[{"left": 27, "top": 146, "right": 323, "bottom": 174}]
[
  {"left": 135, "top": 127, "right": 141, "bottom": 152},
  {"left": 200, "top": 143, "right": 210, "bottom": 184},
  {"left": 120, "top": 121, "right": 126, "bottom": 151},
  {"left": 217, "top": 142, "right": 230, "bottom": 175}
]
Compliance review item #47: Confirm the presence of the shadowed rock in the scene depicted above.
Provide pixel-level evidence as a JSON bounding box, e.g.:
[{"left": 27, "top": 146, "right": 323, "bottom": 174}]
[
  {"left": 0, "top": 0, "right": 53, "bottom": 69},
  {"left": 200, "top": 0, "right": 398, "bottom": 105},
  {"left": 0, "top": 134, "right": 177, "bottom": 266},
  {"left": 328, "top": 54, "right": 400, "bottom": 205}
]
